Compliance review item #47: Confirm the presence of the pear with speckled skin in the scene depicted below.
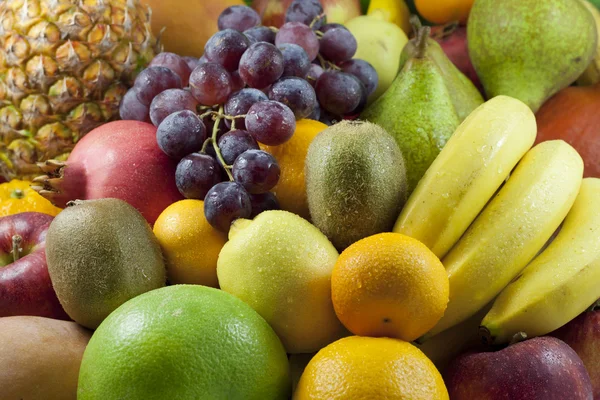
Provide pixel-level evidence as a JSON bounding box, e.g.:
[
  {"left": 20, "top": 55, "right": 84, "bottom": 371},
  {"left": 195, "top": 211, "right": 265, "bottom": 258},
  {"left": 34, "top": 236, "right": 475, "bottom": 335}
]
[
  {"left": 361, "top": 26, "right": 461, "bottom": 193},
  {"left": 468, "top": 0, "right": 597, "bottom": 112}
]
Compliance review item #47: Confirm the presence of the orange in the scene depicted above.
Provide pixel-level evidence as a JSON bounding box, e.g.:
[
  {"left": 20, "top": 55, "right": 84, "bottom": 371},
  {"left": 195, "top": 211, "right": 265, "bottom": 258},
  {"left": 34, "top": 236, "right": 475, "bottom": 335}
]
[
  {"left": 331, "top": 232, "right": 449, "bottom": 342},
  {"left": 78, "top": 285, "right": 291, "bottom": 399},
  {"left": 294, "top": 336, "right": 449, "bottom": 400},
  {"left": 415, "top": 0, "right": 475, "bottom": 24},
  {"left": 261, "top": 119, "right": 327, "bottom": 220},
  {"left": 153, "top": 200, "right": 226, "bottom": 287},
  {"left": 0, "top": 180, "right": 62, "bottom": 217}
]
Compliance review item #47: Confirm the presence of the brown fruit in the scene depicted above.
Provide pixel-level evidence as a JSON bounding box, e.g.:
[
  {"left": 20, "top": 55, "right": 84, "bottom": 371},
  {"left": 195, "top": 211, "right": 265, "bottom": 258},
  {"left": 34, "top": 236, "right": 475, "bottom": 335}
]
[
  {"left": 141, "top": 0, "right": 246, "bottom": 57},
  {"left": 535, "top": 83, "right": 600, "bottom": 178},
  {"left": 0, "top": 316, "right": 92, "bottom": 400}
]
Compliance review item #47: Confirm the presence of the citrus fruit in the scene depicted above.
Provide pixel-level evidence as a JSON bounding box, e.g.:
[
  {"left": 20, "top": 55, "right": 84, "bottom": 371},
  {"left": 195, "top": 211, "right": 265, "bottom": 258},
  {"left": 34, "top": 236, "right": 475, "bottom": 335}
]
[
  {"left": 331, "top": 232, "right": 449, "bottom": 342},
  {"left": 261, "top": 119, "right": 327, "bottom": 220},
  {"left": 294, "top": 336, "right": 449, "bottom": 400},
  {"left": 0, "top": 180, "right": 62, "bottom": 217},
  {"left": 217, "top": 210, "right": 346, "bottom": 354},
  {"left": 414, "top": 0, "right": 474, "bottom": 24},
  {"left": 153, "top": 200, "right": 226, "bottom": 287},
  {"left": 77, "top": 285, "right": 291, "bottom": 400}
]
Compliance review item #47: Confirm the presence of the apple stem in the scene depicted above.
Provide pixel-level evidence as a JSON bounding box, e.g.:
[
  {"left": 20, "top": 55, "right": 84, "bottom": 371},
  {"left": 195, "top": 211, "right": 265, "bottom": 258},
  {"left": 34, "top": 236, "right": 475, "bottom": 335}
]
[
  {"left": 414, "top": 26, "right": 431, "bottom": 59},
  {"left": 510, "top": 332, "right": 528, "bottom": 345},
  {"left": 11, "top": 235, "right": 22, "bottom": 263}
]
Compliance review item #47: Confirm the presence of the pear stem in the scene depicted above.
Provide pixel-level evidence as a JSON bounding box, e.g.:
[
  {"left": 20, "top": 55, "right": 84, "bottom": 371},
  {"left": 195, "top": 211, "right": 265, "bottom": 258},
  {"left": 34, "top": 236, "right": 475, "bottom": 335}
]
[
  {"left": 414, "top": 26, "right": 431, "bottom": 59},
  {"left": 409, "top": 15, "right": 423, "bottom": 38},
  {"left": 11, "top": 235, "right": 22, "bottom": 263}
]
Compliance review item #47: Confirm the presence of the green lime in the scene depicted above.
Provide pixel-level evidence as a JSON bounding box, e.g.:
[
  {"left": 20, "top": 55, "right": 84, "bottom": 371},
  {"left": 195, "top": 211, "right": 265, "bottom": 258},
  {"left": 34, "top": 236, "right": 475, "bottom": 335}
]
[{"left": 77, "top": 285, "right": 291, "bottom": 400}]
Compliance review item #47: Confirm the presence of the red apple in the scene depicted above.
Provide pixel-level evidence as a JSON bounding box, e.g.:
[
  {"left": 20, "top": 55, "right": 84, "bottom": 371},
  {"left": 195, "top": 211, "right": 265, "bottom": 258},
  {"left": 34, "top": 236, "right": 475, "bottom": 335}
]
[
  {"left": 252, "top": 0, "right": 361, "bottom": 27},
  {"left": 432, "top": 24, "right": 483, "bottom": 93},
  {"left": 551, "top": 307, "right": 600, "bottom": 399},
  {"left": 0, "top": 213, "right": 68, "bottom": 320},
  {"left": 445, "top": 336, "right": 594, "bottom": 400}
]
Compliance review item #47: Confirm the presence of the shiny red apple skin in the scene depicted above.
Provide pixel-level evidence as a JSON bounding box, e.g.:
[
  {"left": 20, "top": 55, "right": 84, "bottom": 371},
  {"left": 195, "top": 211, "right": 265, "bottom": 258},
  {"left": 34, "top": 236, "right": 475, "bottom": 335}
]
[
  {"left": 0, "top": 212, "right": 69, "bottom": 320},
  {"left": 445, "top": 336, "right": 594, "bottom": 400},
  {"left": 551, "top": 309, "right": 600, "bottom": 399}
]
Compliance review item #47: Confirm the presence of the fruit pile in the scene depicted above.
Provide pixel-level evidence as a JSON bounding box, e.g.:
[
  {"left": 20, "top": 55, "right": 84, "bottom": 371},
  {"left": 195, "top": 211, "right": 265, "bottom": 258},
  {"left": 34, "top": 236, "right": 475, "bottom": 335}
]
[
  {"left": 118, "top": 2, "right": 379, "bottom": 231},
  {"left": 1, "top": 0, "right": 600, "bottom": 399}
]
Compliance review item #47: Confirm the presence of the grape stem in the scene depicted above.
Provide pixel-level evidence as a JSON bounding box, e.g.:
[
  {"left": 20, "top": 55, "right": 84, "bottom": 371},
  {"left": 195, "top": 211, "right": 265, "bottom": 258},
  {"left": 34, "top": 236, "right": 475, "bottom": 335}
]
[
  {"left": 317, "top": 53, "right": 340, "bottom": 71},
  {"left": 212, "top": 105, "right": 235, "bottom": 181},
  {"left": 309, "top": 13, "right": 326, "bottom": 29}
]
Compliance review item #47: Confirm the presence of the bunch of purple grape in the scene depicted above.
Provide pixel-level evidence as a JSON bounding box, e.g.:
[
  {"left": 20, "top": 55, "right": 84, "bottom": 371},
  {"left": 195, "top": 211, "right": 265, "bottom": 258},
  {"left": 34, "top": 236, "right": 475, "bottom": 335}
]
[{"left": 119, "top": 0, "right": 378, "bottom": 232}]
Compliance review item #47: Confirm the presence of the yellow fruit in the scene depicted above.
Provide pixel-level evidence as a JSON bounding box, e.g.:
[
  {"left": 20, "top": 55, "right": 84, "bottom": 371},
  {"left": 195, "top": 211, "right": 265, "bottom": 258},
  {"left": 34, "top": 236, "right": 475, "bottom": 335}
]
[
  {"left": 367, "top": 0, "right": 411, "bottom": 34},
  {"left": 261, "top": 119, "right": 327, "bottom": 220},
  {"left": 0, "top": 180, "right": 62, "bottom": 217},
  {"left": 141, "top": 0, "right": 245, "bottom": 57},
  {"left": 331, "top": 233, "right": 449, "bottom": 342},
  {"left": 415, "top": 0, "right": 475, "bottom": 24},
  {"left": 153, "top": 200, "right": 226, "bottom": 287},
  {"left": 294, "top": 336, "right": 449, "bottom": 400}
]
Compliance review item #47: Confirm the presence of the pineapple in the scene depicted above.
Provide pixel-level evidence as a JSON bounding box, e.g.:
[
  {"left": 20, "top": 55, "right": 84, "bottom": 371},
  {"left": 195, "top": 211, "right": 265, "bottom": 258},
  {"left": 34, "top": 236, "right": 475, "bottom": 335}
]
[{"left": 0, "top": 0, "right": 161, "bottom": 180}]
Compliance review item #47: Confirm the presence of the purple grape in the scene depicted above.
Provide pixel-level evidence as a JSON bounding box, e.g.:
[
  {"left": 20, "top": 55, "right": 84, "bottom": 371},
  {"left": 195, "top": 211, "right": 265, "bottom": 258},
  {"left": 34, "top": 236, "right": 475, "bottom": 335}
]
[
  {"left": 319, "top": 110, "right": 342, "bottom": 126},
  {"left": 230, "top": 70, "right": 246, "bottom": 93},
  {"left": 189, "top": 63, "right": 233, "bottom": 106},
  {"left": 149, "top": 52, "right": 192, "bottom": 86},
  {"left": 224, "top": 88, "right": 269, "bottom": 129},
  {"left": 306, "top": 63, "right": 323, "bottom": 87},
  {"left": 133, "top": 66, "right": 182, "bottom": 106},
  {"left": 156, "top": 110, "right": 206, "bottom": 159},
  {"left": 339, "top": 59, "right": 379, "bottom": 97},
  {"left": 218, "top": 5, "right": 261, "bottom": 31},
  {"left": 119, "top": 89, "right": 150, "bottom": 122},
  {"left": 268, "top": 77, "right": 317, "bottom": 119},
  {"left": 278, "top": 43, "right": 311, "bottom": 78},
  {"left": 275, "top": 22, "right": 320, "bottom": 61},
  {"left": 176, "top": 153, "right": 223, "bottom": 200},
  {"left": 307, "top": 104, "right": 321, "bottom": 121},
  {"left": 149, "top": 89, "right": 198, "bottom": 126},
  {"left": 204, "top": 29, "right": 250, "bottom": 72},
  {"left": 198, "top": 55, "right": 208, "bottom": 65},
  {"left": 348, "top": 75, "right": 368, "bottom": 115},
  {"left": 284, "top": 0, "right": 325, "bottom": 30},
  {"left": 315, "top": 71, "right": 362, "bottom": 115},
  {"left": 232, "top": 150, "right": 280, "bottom": 194},
  {"left": 249, "top": 192, "right": 280, "bottom": 218},
  {"left": 217, "top": 129, "right": 259, "bottom": 165},
  {"left": 320, "top": 23, "right": 347, "bottom": 33},
  {"left": 245, "top": 100, "right": 296, "bottom": 146},
  {"left": 319, "top": 28, "right": 357, "bottom": 63},
  {"left": 204, "top": 181, "right": 252, "bottom": 232},
  {"left": 183, "top": 56, "right": 200, "bottom": 71},
  {"left": 238, "top": 42, "right": 284, "bottom": 89},
  {"left": 244, "top": 26, "right": 276, "bottom": 44}
]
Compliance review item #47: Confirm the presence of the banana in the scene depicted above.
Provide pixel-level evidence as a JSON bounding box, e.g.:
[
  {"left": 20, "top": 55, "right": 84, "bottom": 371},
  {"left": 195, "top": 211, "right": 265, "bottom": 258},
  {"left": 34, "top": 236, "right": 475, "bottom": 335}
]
[
  {"left": 394, "top": 96, "right": 536, "bottom": 259},
  {"left": 481, "top": 178, "right": 600, "bottom": 345},
  {"left": 424, "top": 140, "right": 584, "bottom": 340}
]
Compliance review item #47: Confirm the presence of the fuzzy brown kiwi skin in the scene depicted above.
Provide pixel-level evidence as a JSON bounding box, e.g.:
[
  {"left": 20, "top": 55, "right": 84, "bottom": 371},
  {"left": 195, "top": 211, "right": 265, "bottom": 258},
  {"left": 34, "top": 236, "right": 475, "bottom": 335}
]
[
  {"left": 305, "top": 120, "right": 408, "bottom": 250},
  {"left": 45, "top": 198, "right": 166, "bottom": 329}
]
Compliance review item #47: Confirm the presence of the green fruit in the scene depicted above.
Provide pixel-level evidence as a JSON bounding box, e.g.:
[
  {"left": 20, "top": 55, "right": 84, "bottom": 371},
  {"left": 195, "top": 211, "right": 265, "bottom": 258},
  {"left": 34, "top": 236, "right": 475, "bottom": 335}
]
[
  {"left": 78, "top": 285, "right": 291, "bottom": 400},
  {"left": 305, "top": 120, "right": 407, "bottom": 250},
  {"left": 362, "top": 27, "right": 465, "bottom": 192},
  {"left": 468, "top": 0, "right": 598, "bottom": 112},
  {"left": 45, "top": 198, "right": 166, "bottom": 329},
  {"left": 345, "top": 14, "right": 409, "bottom": 102},
  {"left": 400, "top": 27, "right": 484, "bottom": 122},
  {"left": 590, "top": 0, "right": 600, "bottom": 9},
  {"left": 217, "top": 210, "right": 345, "bottom": 354}
]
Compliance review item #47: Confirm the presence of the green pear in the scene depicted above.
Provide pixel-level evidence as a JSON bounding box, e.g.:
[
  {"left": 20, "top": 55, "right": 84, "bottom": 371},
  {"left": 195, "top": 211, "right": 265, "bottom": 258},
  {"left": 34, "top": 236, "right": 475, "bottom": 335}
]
[
  {"left": 468, "top": 0, "right": 598, "bottom": 112},
  {"left": 400, "top": 21, "right": 484, "bottom": 122},
  {"left": 361, "top": 27, "right": 461, "bottom": 193}
]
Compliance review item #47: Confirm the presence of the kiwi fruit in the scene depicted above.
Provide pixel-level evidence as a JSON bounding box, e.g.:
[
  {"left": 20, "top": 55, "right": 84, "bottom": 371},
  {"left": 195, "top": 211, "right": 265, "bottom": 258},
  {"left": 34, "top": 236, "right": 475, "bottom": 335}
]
[
  {"left": 305, "top": 120, "right": 408, "bottom": 250},
  {"left": 45, "top": 198, "right": 166, "bottom": 329}
]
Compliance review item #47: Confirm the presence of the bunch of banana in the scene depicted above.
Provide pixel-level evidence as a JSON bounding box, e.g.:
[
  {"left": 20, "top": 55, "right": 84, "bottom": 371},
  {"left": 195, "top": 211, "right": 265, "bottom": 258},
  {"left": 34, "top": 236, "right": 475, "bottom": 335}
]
[
  {"left": 395, "top": 95, "right": 588, "bottom": 345},
  {"left": 481, "top": 178, "right": 600, "bottom": 344}
]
